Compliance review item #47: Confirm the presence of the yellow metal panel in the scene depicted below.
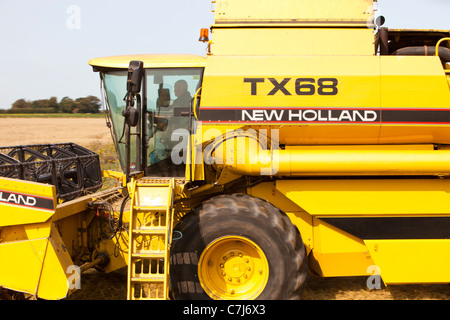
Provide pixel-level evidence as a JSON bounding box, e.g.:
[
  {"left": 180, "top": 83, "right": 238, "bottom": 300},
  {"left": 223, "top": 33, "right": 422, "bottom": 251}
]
[
  {"left": 247, "top": 182, "right": 313, "bottom": 253},
  {"left": 308, "top": 217, "right": 373, "bottom": 277},
  {"left": 276, "top": 179, "right": 450, "bottom": 216},
  {"left": 214, "top": 0, "right": 374, "bottom": 25},
  {"left": 379, "top": 124, "right": 450, "bottom": 145},
  {"left": 278, "top": 125, "right": 380, "bottom": 145},
  {"left": 202, "top": 55, "right": 380, "bottom": 108},
  {"left": 211, "top": 28, "right": 375, "bottom": 56},
  {"left": 0, "top": 177, "right": 56, "bottom": 227},
  {"left": 0, "top": 222, "right": 75, "bottom": 299},
  {"left": 24, "top": 222, "right": 52, "bottom": 240},
  {"left": 0, "top": 238, "right": 48, "bottom": 296},
  {"left": 365, "top": 239, "right": 450, "bottom": 284},
  {"left": 380, "top": 56, "right": 450, "bottom": 110},
  {"left": 37, "top": 224, "right": 74, "bottom": 300},
  {"left": 379, "top": 56, "right": 450, "bottom": 144}
]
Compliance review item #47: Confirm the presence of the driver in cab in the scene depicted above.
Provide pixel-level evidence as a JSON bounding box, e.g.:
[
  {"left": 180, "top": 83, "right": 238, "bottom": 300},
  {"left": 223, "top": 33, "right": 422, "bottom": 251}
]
[{"left": 148, "top": 79, "right": 192, "bottom": 176}]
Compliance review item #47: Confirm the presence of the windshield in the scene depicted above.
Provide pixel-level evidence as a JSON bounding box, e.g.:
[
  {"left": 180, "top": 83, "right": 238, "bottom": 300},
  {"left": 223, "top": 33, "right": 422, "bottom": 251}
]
[{"left": 103, "top": 68, "right": 203, "bottom": 177}]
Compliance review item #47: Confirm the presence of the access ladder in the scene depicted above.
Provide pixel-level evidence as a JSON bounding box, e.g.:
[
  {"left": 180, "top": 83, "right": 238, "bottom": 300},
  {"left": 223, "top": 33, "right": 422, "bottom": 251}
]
[{"left": 127, "top": 178, "right": 175, "bottom": 300}]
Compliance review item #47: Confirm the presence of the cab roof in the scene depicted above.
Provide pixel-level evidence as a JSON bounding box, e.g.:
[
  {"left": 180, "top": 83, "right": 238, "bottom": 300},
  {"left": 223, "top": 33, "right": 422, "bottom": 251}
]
[{"left": 89, "top": 54, "right": 206, "bottom": 70}]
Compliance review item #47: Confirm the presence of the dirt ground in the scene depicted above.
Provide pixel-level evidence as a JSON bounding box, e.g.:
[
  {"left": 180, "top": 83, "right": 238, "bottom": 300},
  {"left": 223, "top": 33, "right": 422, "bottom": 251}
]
[
  {"left": 66, "top": 267, "right": 450, "bottom": 300},
  {"left": 2, "top": 117, "right": 449, "bottom": 300}
]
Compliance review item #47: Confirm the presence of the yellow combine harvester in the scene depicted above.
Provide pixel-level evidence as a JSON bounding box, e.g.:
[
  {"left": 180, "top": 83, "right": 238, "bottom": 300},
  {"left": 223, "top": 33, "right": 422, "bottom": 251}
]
[{"left": 1, "top": 0, "right": 450, "bottom": 300}]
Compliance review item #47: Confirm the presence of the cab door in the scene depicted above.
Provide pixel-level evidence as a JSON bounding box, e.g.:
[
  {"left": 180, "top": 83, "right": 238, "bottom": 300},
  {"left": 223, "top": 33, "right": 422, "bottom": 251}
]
[{"left": 143, "top": 68, "right": 204, "bottom": 177}]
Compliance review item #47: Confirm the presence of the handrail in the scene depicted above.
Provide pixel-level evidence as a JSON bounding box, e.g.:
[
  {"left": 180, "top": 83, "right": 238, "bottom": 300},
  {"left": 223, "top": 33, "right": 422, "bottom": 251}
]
[
  {"left": 436, "top": 38, "right": 450, "bottom": 75},
  {"left": 192, "top": 86, "right": 202, "bottom": 120},
  {"left": 435, "top": 37, "right": 450, "bottom": 57}
]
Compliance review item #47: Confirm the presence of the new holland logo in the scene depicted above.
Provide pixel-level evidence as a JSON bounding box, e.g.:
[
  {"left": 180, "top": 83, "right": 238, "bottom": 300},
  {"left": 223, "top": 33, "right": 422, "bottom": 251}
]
[
  {"left": 241, "top": 109, "right": 379, "bottom": 122},
  {"left": 199, "top": 108, "right": 450, "bottom": 124},
  {"left": 0, "top": 192, "right": 37, "bottom": 206},
  {"left": 0, "top": 190, "right": 54, "bottom": 211},
  {"left": 198, "top": 107, "right": 382, "bottom": 123}
]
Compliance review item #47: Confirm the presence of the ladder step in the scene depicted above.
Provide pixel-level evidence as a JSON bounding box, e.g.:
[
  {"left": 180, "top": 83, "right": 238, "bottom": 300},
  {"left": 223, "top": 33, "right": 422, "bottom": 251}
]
[
  {"left": 127, "top": 177, "right": 174, "bottom": 300},
  {"left": 132, "top": 227, "right": 166, "bottom": 235},
  {"left": 131, "top": 275, "right": 165, "bottom": 282},
  {"left": 136, "top": 183, "right": 171, "bottom": 188},
  {"left": 133, "top": 206, "right": 166, "bottom": 211},
  {"left": 132, "top": 252, "right": 165, "bottom": 259}
]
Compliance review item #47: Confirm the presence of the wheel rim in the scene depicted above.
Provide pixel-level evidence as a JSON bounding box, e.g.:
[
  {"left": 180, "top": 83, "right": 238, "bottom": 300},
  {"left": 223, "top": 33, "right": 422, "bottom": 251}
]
[{"left": 198, "top": 236, "right": 269, "bottom": 300}]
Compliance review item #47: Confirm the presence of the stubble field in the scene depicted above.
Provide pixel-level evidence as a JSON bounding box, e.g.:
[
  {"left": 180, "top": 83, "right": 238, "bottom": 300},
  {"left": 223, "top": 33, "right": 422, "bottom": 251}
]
[
  {"left": 2, "top": 117, "right": 449, "bottom": 300},
  {"left": 0, "top": 117, "right": 112, "bottom": 148}
]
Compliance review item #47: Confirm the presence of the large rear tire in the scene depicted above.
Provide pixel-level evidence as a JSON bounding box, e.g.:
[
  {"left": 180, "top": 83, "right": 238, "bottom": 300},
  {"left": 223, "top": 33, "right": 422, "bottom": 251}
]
[{"left": 169, "top": 193, "right": 308, "bottom": 300}]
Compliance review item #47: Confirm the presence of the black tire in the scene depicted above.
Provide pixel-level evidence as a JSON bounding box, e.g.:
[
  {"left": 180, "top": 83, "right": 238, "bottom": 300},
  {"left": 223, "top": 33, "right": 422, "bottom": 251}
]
[{"left": 169, "top": 193, "right": 308, "bottom": 300}]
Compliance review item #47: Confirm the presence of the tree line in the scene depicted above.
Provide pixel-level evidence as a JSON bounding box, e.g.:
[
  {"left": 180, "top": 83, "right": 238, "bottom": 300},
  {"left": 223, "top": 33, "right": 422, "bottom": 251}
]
[{"left": 1, "top": 96, "right": 102, "bottom": 114}]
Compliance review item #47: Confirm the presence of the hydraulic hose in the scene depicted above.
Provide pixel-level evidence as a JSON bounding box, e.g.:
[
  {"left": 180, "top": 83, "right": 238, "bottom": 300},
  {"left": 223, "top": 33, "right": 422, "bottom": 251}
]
[{"left": 393, "top": 46, "right": 450, "bottom": 65}]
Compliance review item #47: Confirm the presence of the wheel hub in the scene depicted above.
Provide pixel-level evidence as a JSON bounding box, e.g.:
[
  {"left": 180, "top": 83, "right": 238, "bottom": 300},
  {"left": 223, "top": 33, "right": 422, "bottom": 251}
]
[
  {"left": 224, "top": 253, "right": 246, "bottom": 278},
  {"left": 198, "top": 236, "right": 269, "bottom": 300}
]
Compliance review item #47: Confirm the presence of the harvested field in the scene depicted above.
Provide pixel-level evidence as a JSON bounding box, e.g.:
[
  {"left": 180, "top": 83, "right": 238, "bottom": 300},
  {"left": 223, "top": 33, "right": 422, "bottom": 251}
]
[
  {"left": 2, "top": 117, "right": 449, "bottom": 300},
  {"left": 0, "top": 117, "right": 111, "bottom": 147}
]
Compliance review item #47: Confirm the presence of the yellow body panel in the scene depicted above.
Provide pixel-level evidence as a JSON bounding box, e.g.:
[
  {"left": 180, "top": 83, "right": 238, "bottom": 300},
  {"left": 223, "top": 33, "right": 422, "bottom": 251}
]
[
  {"left": 379, "top": 56, "right": 450, "bottom": 144},
  {"left": 248, "top": 179, "right": 450, "bottom": 279},
  {"left": 247, "top": 182, "right": 313, "bottom": 252},
  {"left": 214, "top": 0, "right": 373, "bottom": 25},
  {"left": 276, "top": 179, "right": 450, "bottom": 216},
  {"left": 0, "top": 237, "right": 49, "bottom": 296},
  {"left": 0, "top": 177, "right": 56, "bottom": 227},
  {"left": 0, "top": 220, "right": 74, "bottom": 299},
  {"left": 380, "top": 56, "right": 450, "bottom": 109},
  {"left": 201, "top": 55, "right": 380, "bottom": 109},
  {"left": 36, "top": 224, "right": 75, "bottom": 299},
  {"left": 211, "top": 28, "right": 375, "bottom": 56},
  {"left": 310, "top": 218, "right": 374, "bottom": 277},
  {"left": 365, "top": 240, "right": 450, "bottom": 284}
]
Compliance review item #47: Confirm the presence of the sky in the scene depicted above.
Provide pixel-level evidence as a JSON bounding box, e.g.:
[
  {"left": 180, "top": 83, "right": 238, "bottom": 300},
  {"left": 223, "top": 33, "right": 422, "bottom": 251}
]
[{"left": 0, "top": 0, "right": 449, "bottom": 109}]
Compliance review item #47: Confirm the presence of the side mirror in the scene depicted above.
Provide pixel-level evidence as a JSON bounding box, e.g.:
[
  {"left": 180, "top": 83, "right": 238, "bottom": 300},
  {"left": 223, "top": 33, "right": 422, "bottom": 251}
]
[
  {"left": 123, "top": 60, "right": 144, "bottom": 127},
  {"left": 122, "top": 107, "right": 139, "bottom": 127},
  {"left": 127, "top": 60, "right": 144, "bottom": 94}
]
